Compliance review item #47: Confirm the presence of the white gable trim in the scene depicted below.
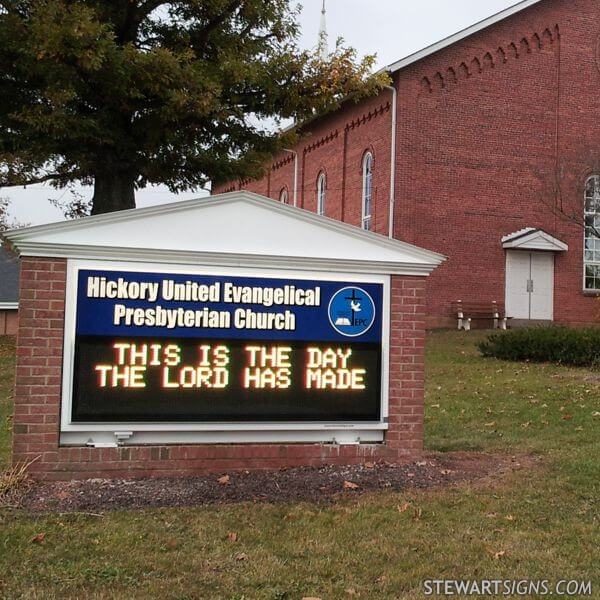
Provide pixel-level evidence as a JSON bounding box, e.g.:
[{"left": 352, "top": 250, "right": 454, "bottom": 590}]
[
  {"left": 382, "top": 0, "right": 545, "bottom": 75},
  {"left": 5, "top": 192, "right": 446, "bottom": 277},
  {"left": 502, "top": 228, "right": 568, "bottom": 252},
  {"left": 13, "top": 244, "right": 439, "bottom": 276},
  {"left": 0, "top": 302, "right": 18, "bottom": 310}
]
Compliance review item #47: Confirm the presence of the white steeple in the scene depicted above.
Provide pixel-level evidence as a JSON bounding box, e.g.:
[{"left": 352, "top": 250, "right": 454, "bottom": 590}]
[{"left": 318, "top": 0, "right": 328, "bottom": 59}]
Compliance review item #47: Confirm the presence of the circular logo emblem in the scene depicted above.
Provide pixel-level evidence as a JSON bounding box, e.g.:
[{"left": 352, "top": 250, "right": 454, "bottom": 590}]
[{"left": 328, "top": 287, "right": 376, "bottom": 337}]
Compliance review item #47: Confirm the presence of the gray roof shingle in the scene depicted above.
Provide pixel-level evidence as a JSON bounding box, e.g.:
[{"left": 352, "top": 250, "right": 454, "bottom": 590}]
[{"left": 0, "top": 245, "right": 20, "bottom": 304}]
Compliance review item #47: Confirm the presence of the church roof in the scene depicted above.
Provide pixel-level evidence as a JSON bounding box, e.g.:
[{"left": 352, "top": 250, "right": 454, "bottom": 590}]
[
  {"left": 382, "top": 0, "right": 545, "bottom": 75},
  {"left": 284, "top": 0, "right": 546, "bottom": 135},
  {"left": 0, "top": 245, "right": 20, "bottom": 308}
]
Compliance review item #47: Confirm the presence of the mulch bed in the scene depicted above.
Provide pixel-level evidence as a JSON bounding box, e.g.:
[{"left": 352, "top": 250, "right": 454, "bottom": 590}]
[{"left": 14, "top": 452, "right": 534, "bottom": 514}]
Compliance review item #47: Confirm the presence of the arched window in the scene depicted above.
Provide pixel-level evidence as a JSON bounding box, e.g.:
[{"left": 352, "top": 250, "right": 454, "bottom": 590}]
[
  {"left": 279, "top": 188, "right": 289, "bottom": 204},
  {"left": 316, "top": 172, "right": 326, "bottom": 216},
  {"left": 362, "top": 152, "right": 373, "bottom": 230},
  {"left": 584, "top": 176, "right": 600, "bottom": 290}
]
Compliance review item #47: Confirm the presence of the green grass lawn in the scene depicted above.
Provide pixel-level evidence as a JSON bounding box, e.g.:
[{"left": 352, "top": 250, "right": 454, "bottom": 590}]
[{"left": 0, "top": 331, "right": 598, "bottom": 599}]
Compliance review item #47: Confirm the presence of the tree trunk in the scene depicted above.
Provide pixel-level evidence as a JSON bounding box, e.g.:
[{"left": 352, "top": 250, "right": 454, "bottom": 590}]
[{"left": 91, "top": 168, "right": 136, "bottom": 215}]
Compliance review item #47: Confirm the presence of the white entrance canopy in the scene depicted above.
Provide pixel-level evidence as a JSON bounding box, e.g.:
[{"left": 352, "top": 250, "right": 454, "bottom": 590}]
[{"left": 502, "top": 228, "right": 568, "bottom": 252}]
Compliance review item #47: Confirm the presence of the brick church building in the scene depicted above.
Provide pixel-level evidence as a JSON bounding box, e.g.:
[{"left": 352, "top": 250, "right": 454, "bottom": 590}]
[{"left": 214, "top": 0, "right": 600, "bottom": 327}]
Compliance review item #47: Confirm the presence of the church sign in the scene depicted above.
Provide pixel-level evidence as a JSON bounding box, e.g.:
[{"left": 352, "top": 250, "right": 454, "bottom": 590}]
[
  {"left": 70, "top": 267, "right": 385, "bottom": 424},
  {"left": 6, "top": 192, "right": 443, "bottom": 479}
]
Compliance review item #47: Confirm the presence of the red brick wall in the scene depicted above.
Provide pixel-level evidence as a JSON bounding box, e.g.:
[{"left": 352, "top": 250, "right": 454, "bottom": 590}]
[
  {"left": 214, "top": 92, "right": 395, "bottom": 237},
  {"left": 397, "top": 0, "right": 599, "bottom": 325},
  {"left": 215, "top": 0, "right": 600, "bottom": 326},
  {"left": 0, "top": 310, "right": 18, "bottom": 335},
  {"left": 12, "top": 257, "right": 426, "bottom": 481}
]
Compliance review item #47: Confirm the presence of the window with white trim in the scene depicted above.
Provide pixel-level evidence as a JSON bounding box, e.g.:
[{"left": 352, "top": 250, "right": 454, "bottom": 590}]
[
  {"left": 279, "top": 188, "right": 289, "bottom": 204},
  {"left": 362, "top": 152, "right": 373, "bottom": 230},
  {"left": 585, "top": 176, "right": 600, "bottom": 291},
  {"left": 317, "top": 172, "right": 326, "bottom": 216}
]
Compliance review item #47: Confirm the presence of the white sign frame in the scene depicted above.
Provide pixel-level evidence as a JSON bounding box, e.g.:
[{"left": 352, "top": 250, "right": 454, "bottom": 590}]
[{"left": 60, "top": 259, "right": 391, "bottom": 446}]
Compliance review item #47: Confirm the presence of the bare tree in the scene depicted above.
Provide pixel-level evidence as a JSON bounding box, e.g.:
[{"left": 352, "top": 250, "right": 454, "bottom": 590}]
[
  {"left": 551, "top": 173, "right": 600, "bottom": 240},
  {"left": 0, "top": 197, "right": 21, "bottom": 233},
  {"left": 49, "top": 189, "right": 92, "bottom": 220},
  {"left": 0, "top": 197, "right": 28, "bottom": 252}
]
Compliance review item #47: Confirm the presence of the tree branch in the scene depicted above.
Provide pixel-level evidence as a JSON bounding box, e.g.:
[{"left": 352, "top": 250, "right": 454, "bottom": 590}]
[
  {"left": 137, "top": 0, "right": 169, "bottom": 20},
  {"left": 194, "top": 0, "right": 245, "bottom": 45},
  {"left": 0, "top": 173, "right": 70, "bottom": 187},
  {"left": 538, "top": 166, "right": 600, "bottom": 240}
]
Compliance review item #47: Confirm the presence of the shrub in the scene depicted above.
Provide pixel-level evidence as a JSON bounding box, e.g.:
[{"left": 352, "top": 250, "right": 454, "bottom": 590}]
[
  {"left": 478, "top": 327, "right": 600, "bottom": 368},
  {"left": 0, "top": 460, "right": 35, "bottom": 508}
]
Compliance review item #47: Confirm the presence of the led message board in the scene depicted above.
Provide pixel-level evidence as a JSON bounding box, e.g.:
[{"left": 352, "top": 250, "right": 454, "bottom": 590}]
[{"left": 71, "top": 269, "right": 384, "bottom": 423}]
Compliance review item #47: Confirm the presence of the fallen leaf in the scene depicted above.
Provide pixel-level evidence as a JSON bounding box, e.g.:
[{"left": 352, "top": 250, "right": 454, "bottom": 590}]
[
  {"left": 397, "top": 502, "right": 411, "bottom": 513},
  {"left": 165, "top": 538, "right": 179, "bottom": 549},
  {"left": 592, "top": 412, "right": 600, "bottom": 418},
  {"left": 562, "top": 414, "right": 573, "bottom": 421},
  {"left": 364, "top": 462, "right": 375, "bottom": 469},
  {"left": 493, "top": 550, "right": 506, "bottom": 560},
  {"left": 55, "top": 491, "right": 71, "bottom": 500},
  {"left": 485, "top": 512, "right": 497, "bottom": 518},
  {"left": 217, "top": 475, "right": 230, "bottom": 485},
  {"left": 440, "top": 469, "right": 453, "bottom": 476},
  {"left": 416, "top": 461, "right": 428, "bottom": 467},
  {"left": 31, "top": 533, "right": 46, "bottom": 544},
  {"left": 406, "top": 472, "right": 415, "bottom": 478},
  {"left": 227, "top": 532, "right": 238, "bottom": 542},
  {"left": 343, "top": 481, "right": 359, "bottom": 490},
  {"left": 413, "top": 507, "right": 422, "bottom": 521},
  {"left": 302, "top": 597, "right": 322, "bottom": 600},
  {"left": 235, "top": 553, "right": 248, "bottom": 561},
  {"left": 505, "top": 515, "right": 516, "bottom": 522},
  {"left": 485, "top": 421, "right": 497, "bottom": 427}
]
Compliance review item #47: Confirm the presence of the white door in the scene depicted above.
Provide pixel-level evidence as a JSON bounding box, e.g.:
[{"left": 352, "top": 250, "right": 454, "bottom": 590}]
[
  {"left": 505, "top": 251, "right": 554, "bottom": 320},
  {"left": 506, "top": 252, "right": 531, "bottom": 319}
]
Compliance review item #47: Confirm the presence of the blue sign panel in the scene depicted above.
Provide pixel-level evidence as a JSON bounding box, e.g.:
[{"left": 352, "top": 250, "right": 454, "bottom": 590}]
[
  {"left": 76, "top": 270, "right": 383, "bottom": 343},
  {"left": 72, "top": 269, "right": 384, "bottom": 423}
]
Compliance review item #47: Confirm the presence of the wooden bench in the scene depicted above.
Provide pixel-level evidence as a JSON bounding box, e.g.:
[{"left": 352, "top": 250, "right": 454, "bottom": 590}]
[{"left": 451, "top": 301, "right": 508, "bottom": 331}]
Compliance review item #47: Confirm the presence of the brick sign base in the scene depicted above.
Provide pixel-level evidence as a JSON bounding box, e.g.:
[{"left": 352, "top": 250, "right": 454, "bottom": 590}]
[{"left": 13, "top": 258, "right": 426, "bottom": 481}]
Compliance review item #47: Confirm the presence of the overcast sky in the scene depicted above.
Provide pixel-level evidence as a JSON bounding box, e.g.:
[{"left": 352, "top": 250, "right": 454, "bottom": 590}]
[{"left": 4, "top": 0, "right": 520, "bottom": 227}]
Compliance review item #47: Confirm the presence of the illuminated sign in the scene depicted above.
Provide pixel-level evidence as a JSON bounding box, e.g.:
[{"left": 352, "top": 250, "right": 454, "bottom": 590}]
[{"left": 71, "top": 270, "right": 384, "bottom": 423}]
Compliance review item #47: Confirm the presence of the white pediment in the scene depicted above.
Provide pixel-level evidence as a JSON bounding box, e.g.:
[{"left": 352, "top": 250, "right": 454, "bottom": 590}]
[
  {"left": 502, "top": 228, "right": 568, "bottom": 252},
  {"left": 6, "top": 192, "right": 445, "bottom": 276}
]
